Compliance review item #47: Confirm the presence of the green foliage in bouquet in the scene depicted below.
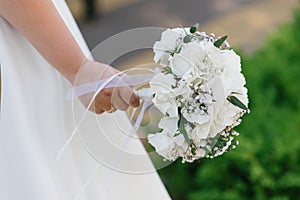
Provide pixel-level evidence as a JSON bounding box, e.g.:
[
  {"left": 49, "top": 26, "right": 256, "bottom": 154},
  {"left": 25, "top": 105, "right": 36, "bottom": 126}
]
[{"left": 158, "top": 8, "right": 300, "bottom": 200}]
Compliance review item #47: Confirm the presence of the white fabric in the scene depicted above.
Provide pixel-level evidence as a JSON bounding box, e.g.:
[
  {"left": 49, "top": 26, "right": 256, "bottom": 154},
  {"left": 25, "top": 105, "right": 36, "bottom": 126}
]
[{"left": 0, "top": 0, "right": 171, "bottom": 200}]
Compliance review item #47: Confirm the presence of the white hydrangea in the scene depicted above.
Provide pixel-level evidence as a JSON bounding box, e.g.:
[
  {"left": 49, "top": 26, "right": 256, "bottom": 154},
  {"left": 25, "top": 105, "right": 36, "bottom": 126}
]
[
  {"left": 153, "top": 28, "right": 190, "bottom": 66},
  {"left": 148, "top": 27, "right": 249, "bottom": 162}
]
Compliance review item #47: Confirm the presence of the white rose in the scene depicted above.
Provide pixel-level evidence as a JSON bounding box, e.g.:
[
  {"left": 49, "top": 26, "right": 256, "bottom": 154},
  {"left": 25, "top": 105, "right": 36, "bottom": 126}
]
[
  {"left": 217, "top": 50, "right": 249, "bottom": 126},
  {"left": 207, "top": 76, "right": 226, "bottom": 127},
  {"left": 170, "top": 42, "right": 206, "bottom": 78},
  {"left": 223, "top": 87, "right": 249, "bottom": 127},
  {"left": 183, "top": 108, "right": 211, "bottom": 124},
  {"left": 150, "top": 73, "right": 178, "bottom": 117},
  {"left": 158, "top": 116, "right": 179, "bottom": 134},
  {"left": 208, "top": 76, "right": 226, "bottom": 104},
  {"left": 205, "top": 76, "right": 247, "bottom": 137},
  {"left": 148, "top": 131, "right": 185, "bottom": 159},
  {"left": 186, "top": 77, "right": 228, "bottom": 138},
  {"left": 153, "top": 28, "right": 189, "bottom": 66},
  {"left": 220, "top": 50, "right": 246, "bottom": 96},
  {"left": 148, "top": 132, "right": 174, "bottom": 158},
  {"left": 203, "top": 42, "right": 223, "bottom": 68},
  {"left": 172, "top": 79, "right": 192, "bottom": 99},
  {"left": 221, "top": 49, "right": 242, "bottom": 72},
  {"left": 150, "top": 73, "right": 176, "bottom": 94},
  {"left": 152, "top": 93, "right": 178, "bottom": 117}
]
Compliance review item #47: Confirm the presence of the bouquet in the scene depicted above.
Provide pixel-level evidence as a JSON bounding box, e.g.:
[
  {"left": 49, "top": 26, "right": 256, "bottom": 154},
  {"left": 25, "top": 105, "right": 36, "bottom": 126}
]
[
  {"left": 146, "top": 24, "right": 249, "bottom": 163},
  {"left": 65, "top": 24, "right": 249, "bottom": 165}
]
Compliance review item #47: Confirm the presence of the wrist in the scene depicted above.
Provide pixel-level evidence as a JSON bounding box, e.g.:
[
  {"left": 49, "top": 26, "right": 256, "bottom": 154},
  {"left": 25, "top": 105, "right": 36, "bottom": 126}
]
[
  {"left": 65, "top": 57, "right": 89, "bottom": 85},
  {"left": 71, "top": 60, "right": 114, "bottom": 86}
]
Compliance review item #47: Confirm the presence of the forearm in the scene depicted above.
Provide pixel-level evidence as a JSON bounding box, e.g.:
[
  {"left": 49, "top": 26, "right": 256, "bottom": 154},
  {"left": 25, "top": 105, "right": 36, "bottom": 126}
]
[{"left": 0, "top": 0, "right": 86, "bottom": 84}]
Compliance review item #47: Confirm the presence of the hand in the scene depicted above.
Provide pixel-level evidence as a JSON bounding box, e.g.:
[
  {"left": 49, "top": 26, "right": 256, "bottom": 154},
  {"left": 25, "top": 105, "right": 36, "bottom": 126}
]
[{"left": 74, "top": 60, "right": 140, "bottom": 114}]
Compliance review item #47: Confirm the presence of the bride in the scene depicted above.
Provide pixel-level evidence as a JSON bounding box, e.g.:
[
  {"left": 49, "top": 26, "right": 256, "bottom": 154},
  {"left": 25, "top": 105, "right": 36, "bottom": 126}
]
[{"left": 0, "top": 0, "right": 171, "bottom": 199}]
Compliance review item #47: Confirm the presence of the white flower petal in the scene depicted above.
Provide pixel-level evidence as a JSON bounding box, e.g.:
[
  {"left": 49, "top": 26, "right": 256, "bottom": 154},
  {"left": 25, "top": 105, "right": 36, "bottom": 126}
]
[
  {"left": 193, "top": 123, "right": 210, "bottom": 139},
  {"left": 150, "top": 73, "right": 176, "bottom": 94},
  {"left": 153, "top": 28, "right": 190, "bottom": 65},
  {"left": 173, "top": 134, "right": 185, "bottom": 146},
  {"left": 148, "top": 132, "right": 174, "bottom": 157},
  {"left": 183, "top": 110, "right": 211, "bottom": 124},
  {"left": 158, "top": 116, "right": 179, "bottom": 134}
]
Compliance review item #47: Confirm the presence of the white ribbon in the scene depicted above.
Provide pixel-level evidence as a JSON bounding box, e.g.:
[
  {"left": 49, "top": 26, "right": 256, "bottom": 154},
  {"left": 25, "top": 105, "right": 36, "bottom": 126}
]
[
  {"left": 57, "top": 69, "right": 155, "bottom": 161},
  {"left": 66, "top": 73, "right": 154, "bottom": 100}
]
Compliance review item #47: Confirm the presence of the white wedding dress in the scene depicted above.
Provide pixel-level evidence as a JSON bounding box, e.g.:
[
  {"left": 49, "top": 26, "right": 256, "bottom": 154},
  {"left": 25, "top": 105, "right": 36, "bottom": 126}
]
[{"left": 0, "top": 0, "right": 171, "bottom": 199}]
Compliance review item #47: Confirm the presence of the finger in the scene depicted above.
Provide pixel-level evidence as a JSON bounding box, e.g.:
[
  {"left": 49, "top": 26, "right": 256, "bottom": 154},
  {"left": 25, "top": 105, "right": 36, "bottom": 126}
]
[
  {"left": 129, "top": 93, "right": 140, "bottom": 108},
  {"left": 88, "top": 100, "right": 105, "bottom": 114},
  {"left": 95, "top": 109, "right": 105, "bottom": 115},
  {"left": 96, "top": 98, "right": 111, "bottom": 111},
  {"left": 118, "top": 86, "right": 135, "bottom": 105},
  {"left": 111, "top": 88, "right": 129, "bottom": 111},
  {"left": 118, "top": 86, "right": 141, "bottom": 109},
  {"left": 106, "top": 107, "right": 117, "bottom": 113},
  {"left": 110, "top": 72, "right": 140, "bottom": 108},
  {"left": 95, "top": 92, "right": 112, "bottom": 111},
  {"left": 101, "top": 88, "right": 114, "bottom": 96}
]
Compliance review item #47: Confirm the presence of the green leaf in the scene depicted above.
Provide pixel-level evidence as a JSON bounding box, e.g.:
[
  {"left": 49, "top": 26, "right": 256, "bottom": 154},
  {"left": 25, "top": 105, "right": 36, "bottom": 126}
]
[
  {"left": 191, "top": 146, "right": 196, "bottom": 155},
  {"left": 190, "top": 23, "right": 199, "bottom": 33},
  {"left": 164, "top": 50, "right": 174, "bottom": 54},
  {"left": 175, "top": 46, "right": 182, "bottom": 54},
  {"left": 162, "top": 66, "right": 172, "bottom": 74},
  {"left": 231, "top": 91, "right": 242, "bottom": 95},
  {"left": 183, "top": 35, "right": 192, "bottom": 43},
  {"left": 214, "top": 35, "right": 228, "bottom": 48},
  {"left": 165, "top": 50, "right": 175, "bottom": 56},
  {"left": 227, "top": 95, "right": 248, "bottom": 110},
  {"left": 178, "top": 117, "right": 190, "bottom": 143}
]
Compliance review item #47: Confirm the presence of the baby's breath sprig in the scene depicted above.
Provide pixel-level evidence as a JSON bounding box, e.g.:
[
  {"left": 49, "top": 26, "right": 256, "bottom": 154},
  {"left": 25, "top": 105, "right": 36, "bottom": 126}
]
[
  {"left": 206, "top": 129, "right": 240, "bottom": 159},
  {"left": 182, "top": 23, "right": 231, "bottom": 50}
]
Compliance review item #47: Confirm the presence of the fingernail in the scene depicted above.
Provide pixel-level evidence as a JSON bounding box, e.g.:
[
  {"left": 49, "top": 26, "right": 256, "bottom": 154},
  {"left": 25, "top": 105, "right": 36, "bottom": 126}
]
[{"left": 130, "top": 94, "right": 140, "bottom": 105}]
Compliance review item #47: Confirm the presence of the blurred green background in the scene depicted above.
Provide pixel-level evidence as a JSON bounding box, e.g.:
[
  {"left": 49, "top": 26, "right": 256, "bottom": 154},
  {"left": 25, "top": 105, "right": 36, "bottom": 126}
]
[
  {"left": 159, "top": 10, "right": 300, "bottom": 199},
  {"left": 68, "top": 0, "right": 300, "bottom": 199}
]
